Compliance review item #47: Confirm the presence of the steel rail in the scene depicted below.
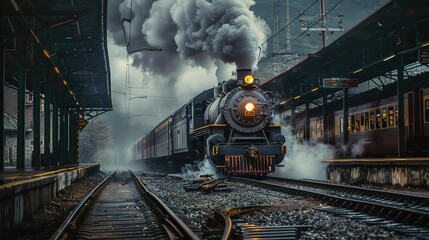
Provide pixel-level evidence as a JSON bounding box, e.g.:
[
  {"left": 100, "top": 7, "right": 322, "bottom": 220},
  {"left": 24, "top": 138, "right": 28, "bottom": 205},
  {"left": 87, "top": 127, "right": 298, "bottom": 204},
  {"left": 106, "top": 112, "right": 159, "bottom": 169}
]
[
  {"left": 230, "top": 177, "right": 429, "bottom": 226},
  {"left": 213, "top": 209, "right": 232, "bottom": 240},
  {"left": 129, "top": 170, "right": 200, "bottom": 240},
  {"left": 269, "top": 176, "right": 429, "bottom": 205},
  {"left": 50, "top": 170, "right": 116, "bottom": 240}
]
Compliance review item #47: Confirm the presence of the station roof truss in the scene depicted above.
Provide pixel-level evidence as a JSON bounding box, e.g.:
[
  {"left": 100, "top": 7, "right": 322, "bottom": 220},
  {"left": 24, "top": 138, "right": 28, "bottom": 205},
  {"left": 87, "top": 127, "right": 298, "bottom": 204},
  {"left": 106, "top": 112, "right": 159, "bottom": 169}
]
[
  {"left": 262, "top": 0, "right": 429, "bottom": 112},
  {"left": 1, "top": 0, "right": 112, "bottom": 119}
]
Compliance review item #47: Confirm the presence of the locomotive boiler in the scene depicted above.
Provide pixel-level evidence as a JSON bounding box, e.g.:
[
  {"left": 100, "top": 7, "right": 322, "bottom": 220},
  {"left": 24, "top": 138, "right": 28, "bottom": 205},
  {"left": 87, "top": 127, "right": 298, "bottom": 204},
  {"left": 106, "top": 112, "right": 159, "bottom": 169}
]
[{"left": 131, "top": 69, "right": 286, "bottom": 175}]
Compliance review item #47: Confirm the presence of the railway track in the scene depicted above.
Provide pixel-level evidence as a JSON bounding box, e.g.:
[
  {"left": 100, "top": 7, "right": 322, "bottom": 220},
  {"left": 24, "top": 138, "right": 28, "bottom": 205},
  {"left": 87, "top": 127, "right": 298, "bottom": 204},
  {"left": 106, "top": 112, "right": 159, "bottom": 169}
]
[
  {"left": 51, "top": 170, "right": 200, "bottom": 240},
  {"left": 214, "top": 206, "right": 311, "bottom": 240},
  {"left": 230, "top": 176, "right": 429, "bottom": 239}
]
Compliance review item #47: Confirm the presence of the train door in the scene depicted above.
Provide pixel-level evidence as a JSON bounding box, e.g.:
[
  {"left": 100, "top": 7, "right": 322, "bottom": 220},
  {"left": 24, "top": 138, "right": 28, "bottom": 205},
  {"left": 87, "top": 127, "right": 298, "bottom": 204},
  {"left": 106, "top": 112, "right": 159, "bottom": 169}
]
[{"left": 327, "top": 113, "right": 335, "bottom": 144}]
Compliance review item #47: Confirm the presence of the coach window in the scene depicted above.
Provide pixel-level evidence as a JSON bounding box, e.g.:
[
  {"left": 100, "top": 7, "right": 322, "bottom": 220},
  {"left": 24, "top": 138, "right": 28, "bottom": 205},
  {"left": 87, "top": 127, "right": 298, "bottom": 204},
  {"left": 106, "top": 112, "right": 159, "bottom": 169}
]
[
  {"left": 348, "top": 116, "right": 351, "bottom": 132},
  {"left": 311, "top": 126, "right": 314, "bottom": 138},
  {"left": 350, "top": 115, "right": 355, "bottom": 132},
  {"left": 425, "top": 99, "right": 429, "bottom": 123},
  {"left": 382, "top": 107, "right": 387, "bottom": 128},
  {"left": 313, "top": 123, "right": 320, "bottom": 138},
  {"left": 365, "top": 112, "right": 369, "bottom": 130},
  {"left": 388, "top": 106, "right": 394, "bottom": 126},
  {"left": 395, "top": 105, "right": 398, "bottom": 126},
  {"left": 369, "top": 111, "right": 375, "bottom": 130},
  {"left": 355, "top": 114, "right": 360, "bottom": 132},
  {"left": 360, "top": 113, "right": 364, "bottom": 126},
  {"left": 375, "top": 109, "right": 381, "bottom": 129},
  {"left": 340, "top": 117, "right": 344, "bottom": 134}
]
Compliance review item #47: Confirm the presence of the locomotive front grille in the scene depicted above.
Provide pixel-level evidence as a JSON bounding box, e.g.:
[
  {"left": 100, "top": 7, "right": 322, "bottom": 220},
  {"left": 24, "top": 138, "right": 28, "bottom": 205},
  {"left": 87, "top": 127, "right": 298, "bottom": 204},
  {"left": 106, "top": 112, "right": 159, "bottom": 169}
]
[{"left": 224, "top": 155, "right": 275, "bottom": 174}]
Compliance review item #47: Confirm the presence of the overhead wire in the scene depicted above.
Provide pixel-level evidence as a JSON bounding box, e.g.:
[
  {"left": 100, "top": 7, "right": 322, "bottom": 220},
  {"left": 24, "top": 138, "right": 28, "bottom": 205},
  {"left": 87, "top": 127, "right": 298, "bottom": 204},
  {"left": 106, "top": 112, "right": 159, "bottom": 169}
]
[{"left": 259, "top": 0, "right": 344, "bottom": 65}]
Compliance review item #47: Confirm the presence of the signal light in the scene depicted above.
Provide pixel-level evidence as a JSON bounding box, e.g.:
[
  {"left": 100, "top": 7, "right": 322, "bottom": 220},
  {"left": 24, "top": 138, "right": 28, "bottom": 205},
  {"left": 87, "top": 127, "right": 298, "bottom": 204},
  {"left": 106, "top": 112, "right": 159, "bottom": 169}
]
[
  {"left": 244, "top": 75, "right": 254, "bottom": 85},
  {"left": 245, "top": 102, "right": 255, "bottom": 111}
]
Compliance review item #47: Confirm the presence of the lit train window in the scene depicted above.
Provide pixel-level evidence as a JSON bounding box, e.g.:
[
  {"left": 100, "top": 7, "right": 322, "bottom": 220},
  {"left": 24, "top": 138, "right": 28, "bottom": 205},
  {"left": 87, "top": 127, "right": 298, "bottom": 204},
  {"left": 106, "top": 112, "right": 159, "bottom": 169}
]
[
  {"left": 348, "top": 116, "right": 351, "bottom": 132},
  {"left": 370, "top": 111, "right": 375, "bottom": 129},
  {"left": 314, "top": 121, "right": 320, "bottom": 138},
  {"left": 320, "top": 122, "right": 323, "bottom": 136},
  {"left": 355, "top": 114, "right": 360, "bottom": 132},
  {"left": 388, "top": 106, "right": 394, "bottom": 126},
  {"left": 395, "top": 105, "right": 398, "bottom": 126},
  {"left": 375, "top": 109, "right": 381, "bottom": 129},
  {"left": 311, "top": 126, "right": 315, "bottom": 138},
  {"left": 340, "top": 117, "right": 344, "bottom": 134},
  {"left": 365, "top": 112, "right": 369, "bottom": 130},
  {"left": 425, "top": 99, "right": 429, "bottom": 123},
  {"left": 382, "top": 108, "right": 387, "bottom": 128}
]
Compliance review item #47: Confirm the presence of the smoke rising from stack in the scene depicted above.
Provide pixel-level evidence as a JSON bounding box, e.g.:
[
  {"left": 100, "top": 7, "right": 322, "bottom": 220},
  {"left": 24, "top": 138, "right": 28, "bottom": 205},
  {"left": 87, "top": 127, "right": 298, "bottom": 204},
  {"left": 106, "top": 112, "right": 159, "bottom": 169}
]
[
  {"left": 106, "top": 0, "right": 270, "bottom": 162},
  {"left": 108, "top": 0, "right": 269, "bottom": 80}
]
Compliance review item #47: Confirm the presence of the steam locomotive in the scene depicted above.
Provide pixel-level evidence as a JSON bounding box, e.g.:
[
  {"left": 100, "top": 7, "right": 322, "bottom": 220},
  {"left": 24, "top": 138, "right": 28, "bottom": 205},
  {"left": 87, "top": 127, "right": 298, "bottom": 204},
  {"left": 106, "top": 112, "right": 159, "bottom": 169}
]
[{"left": 131, "top": 69, "right": 286, "bottom": 174}]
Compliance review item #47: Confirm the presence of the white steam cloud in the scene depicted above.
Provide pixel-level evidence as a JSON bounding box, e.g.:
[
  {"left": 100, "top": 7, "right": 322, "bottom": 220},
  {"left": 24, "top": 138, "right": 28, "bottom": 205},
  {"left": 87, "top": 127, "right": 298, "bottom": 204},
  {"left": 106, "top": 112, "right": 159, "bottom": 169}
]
[
  {"left": 181, "top": 159, "right": 220, "bottom": 180},
  {"left": 274, "top": 125, "right": 335, "bottom": 180},
  {"left": 109, "top": 0, "right": 269, "bottom": 80}
]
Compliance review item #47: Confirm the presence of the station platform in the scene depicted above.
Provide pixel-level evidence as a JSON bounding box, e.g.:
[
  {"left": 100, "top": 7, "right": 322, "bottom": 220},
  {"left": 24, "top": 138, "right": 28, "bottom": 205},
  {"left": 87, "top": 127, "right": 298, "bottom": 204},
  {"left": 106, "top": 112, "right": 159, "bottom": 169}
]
[
  {"left": 0, "top": 165, "right": 90, "bottom": 185},
  {"left": 325, "top": 157, "right": 429, "bottom": 187},
  {"left": 0, "top": 164, "right": 100, "bottom": 234}
]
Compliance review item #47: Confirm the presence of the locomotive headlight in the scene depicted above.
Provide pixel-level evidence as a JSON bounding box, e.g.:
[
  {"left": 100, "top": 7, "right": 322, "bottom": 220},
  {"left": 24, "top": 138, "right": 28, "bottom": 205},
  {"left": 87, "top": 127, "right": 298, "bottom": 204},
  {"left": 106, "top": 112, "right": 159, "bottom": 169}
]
[
  {"left": 244, "top": 75, "right": 254, "bottom": 85},
  {"left": 245, "top": 102, "right": 255, "bottom": 111}
]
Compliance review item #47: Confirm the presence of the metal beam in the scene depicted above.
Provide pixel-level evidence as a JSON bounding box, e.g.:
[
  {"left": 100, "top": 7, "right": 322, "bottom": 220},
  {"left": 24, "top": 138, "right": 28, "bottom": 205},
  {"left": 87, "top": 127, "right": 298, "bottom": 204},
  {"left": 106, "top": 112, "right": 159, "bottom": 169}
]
[
  {"left": 16, "top": 51, "right": 26, "bottom": 169},
  {"left": 305, "top": 101, "right": 310, "bottom": 140},
  {"left": 397, "top": 64, "right": 405, "bottom": 157},
  {"left": 343, "top": 88, "right": 349, "bottom": 157},
  {"left": 322, "top": 89, "right": 328, "bottom": 144},
  {"left": 43, "top": 73, "right": 51, "bottom": 167},
  {"left": 31, "top": 68, "right": 42, "bottom": 168},
  {"left": 52, "top": 84, "right": 59, "bottom": 166},
  {"left": 0, "top": 16, "right": 4, "bottom": 170}
]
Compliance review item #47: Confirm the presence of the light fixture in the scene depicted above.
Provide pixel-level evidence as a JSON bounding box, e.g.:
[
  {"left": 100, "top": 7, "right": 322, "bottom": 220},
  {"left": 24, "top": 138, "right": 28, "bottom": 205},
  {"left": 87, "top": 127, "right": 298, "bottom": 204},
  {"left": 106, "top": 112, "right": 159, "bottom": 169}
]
[
  {"left": 311, "top": 87, "right": 319, "bottom": 92},
  {"left": 43, "top": 50, "right": 50, "bottom": 58},
  {"left": 422, "top": 41, "right": 429, "bottom": 48},
  {"left": 63, "top": 80, "right": 67, "bottom": 86},
  {"left": 353, "top": 68, "right": 363, "bottom": 74},
  {"left": 383, "top": 54, "right": 395, "bottom": 62},
  {"left": 279, "top": 101, "right": 287, "bottom": 105},
  {"left": 294, "top": 95, "right": 301, "bottom": 100},
  {"left": 54, "top": 66, "right": 60, "bottom": 74}
]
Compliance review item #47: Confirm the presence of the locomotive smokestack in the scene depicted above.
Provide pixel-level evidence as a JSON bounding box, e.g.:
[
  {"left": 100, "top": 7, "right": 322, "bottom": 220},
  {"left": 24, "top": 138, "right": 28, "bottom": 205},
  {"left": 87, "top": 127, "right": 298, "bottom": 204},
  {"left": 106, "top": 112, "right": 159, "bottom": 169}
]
[{"left": 236, "top": 69, "right": 252, "bottom": 81}]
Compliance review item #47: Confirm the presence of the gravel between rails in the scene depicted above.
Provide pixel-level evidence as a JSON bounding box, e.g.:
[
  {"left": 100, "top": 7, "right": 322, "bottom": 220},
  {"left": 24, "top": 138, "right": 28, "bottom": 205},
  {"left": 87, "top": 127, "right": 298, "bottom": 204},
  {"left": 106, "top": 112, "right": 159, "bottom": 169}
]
[{"left": 142, "top": 175, "right": 416, "bottom": 240}]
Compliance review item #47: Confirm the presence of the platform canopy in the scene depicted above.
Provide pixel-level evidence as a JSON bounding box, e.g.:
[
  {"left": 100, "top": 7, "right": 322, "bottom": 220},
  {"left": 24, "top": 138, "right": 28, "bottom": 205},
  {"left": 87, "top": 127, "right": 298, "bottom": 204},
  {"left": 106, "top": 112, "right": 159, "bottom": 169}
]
[
  {"left": 1, "top": 0, "right": 112, "bottom": 117},
  {"left": 262, "top": 0, "right": 429, "bottom": 109}
]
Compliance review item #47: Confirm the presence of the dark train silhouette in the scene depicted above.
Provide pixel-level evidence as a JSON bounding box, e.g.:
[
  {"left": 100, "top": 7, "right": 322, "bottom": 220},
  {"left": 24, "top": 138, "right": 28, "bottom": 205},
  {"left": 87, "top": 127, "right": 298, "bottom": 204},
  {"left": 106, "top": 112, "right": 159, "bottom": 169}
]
[{"left": 130, "top": 69, "right": 286, "bottom": 174}]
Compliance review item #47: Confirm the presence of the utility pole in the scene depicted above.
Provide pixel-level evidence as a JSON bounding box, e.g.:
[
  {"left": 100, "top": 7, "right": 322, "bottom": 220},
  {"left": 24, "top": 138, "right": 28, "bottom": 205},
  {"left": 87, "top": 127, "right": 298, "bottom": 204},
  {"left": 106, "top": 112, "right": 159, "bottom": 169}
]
[
  {"left": 300, "top": 0, "right": 344, "bottom": 48},
  {"left": 272, "top": 0, "right": 296, "bottom": 72}
]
